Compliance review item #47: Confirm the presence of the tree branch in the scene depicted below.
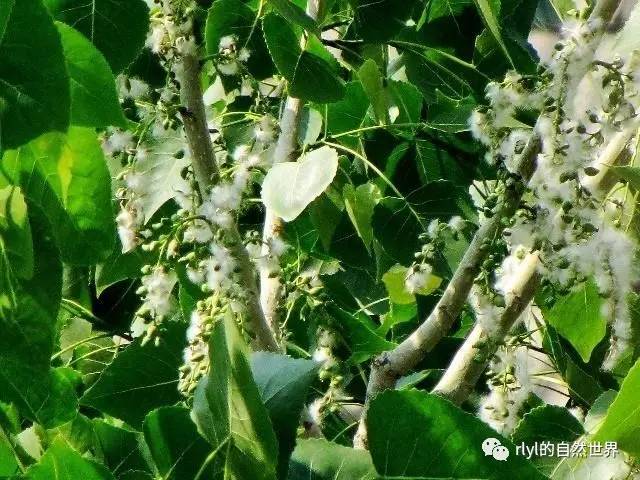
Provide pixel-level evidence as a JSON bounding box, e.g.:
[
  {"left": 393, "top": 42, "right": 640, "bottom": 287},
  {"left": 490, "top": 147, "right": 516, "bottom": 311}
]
[
  {"left": 259, "top": 0, "right": 323, "bottom": 345},
  {"left": 433, "top": 122, "right": 639, "bottom": 406},
  {"left": 352, "top": 0, "right": 628, "bottom": 449},
  {"left": 352, "top": 135, "right": 541, "bottom": 449},
  {"left": 179, "top": 53, "right": 278, "bottom": 352},
  {"left": 432, "top": 253, "right": 541, "bottom": 404}
]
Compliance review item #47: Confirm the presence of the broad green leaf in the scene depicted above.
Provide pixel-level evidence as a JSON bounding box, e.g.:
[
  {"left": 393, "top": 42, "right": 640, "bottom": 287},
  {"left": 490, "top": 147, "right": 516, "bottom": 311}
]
[
  {"left": 367, "top": 390, "right": 546, "bottom": 478},
  {"left": 191, "top": 312, "right": 278, "bottom": 480},
  {"left": 0, "top": 205, "right": 69, "bottom": 428},
  {"left": 612, "top": 166, "right": 640, "bottom": 191},
  {"left": 550, "top": 454, "right": 631, "bottom": 480},
  {"left": 405, "top": 48, "right": 486, "bottom": 103},
  {"left": 473, "top": 0, "right": 514, "bottom": 66},
  {"left": 542, "top": 280, "right": 607, "bottom": 363},
  {"left": 358, "top": 59, "right": 389, "bottom": 125},
  {"left": 372, "top": 181, "right": 474, "bottom": 265},
  {"left": 330, "top": 305, "right": 396, "bottom": 364},
  {"left": 387, "top": 80, "right": 423, "bottom": 125},
  {"left": 95, "top": 246, "right": 154, "bottom": 295},
  {"left": 287, "top": 439, "right": 377, "bottom": 480},
  {"left": 323, "top": 81, "right": 370, "bottom": 147},
  {"left": 298, "top": 107, "right": 323, "bottom": 146},
  {"left": 56, "top": 23, "right": 126, "bottom": 128},
  {"left": 512, "top": 405, "right": 584, "bottom": 445},
  {"left": 263, "top": 13, "right": 345, "bottom": 102},
  {"left": 81, "top": 322, "right": 186, "bottom": 428},
  {"left": 584, "top": 390, "right": 617, "bottom": 434},
  {"left": 25, "top": 438, "right": 114, "bottom": 480},
  {"left": 290, "top": 50, "right": 345, "bottom": 103},
  {"left": 0, "top": 186, "right": 32, "bottom": 278},
  {"left": 428, "top": 92, "right": 477, "bottom": 133},
  {"left": 251, "top": 352, "right": 319, "bottom": 479},
  {"left": 382, "top": 264, "right": 442, "bottom": 305},
  {"left": 2, "top": 127, "right": 115, "bottom": 265},
  {"left": 343, "top": 183, "right": 381, "bottom": 251},
  {"left": 93, "top": 420, "right": 148, "bottom": 476},
  {"left": 144, "top": 407, "right": 219, "bottom": 480},
  {"left": 0, "top": 0, "right": 70, "bottom": 150},
  {"left": 45, "top": 0, "right": 149, "bottom": 73},
  {"left": 593, "top": 358, "right": 640, "bottom": 456},
  {"left": 511, "top": 404, "right": 583, "bottom": 474},
  {"left": 350, "top": 0, "right": 418, "bottom": 42},
  {"left": 262, "top": 146, "right": 339, "bottom": 222},
  {"left": 268, "top": 0, "right": 319, "bottom": 34},
  {"left": 206, "top": 0, "right": 274, "bottom": 79}
]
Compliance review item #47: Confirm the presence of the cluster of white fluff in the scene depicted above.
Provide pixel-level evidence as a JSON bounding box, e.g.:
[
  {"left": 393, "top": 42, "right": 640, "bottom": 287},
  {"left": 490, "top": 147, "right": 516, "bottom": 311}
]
[
  {"left": 471, "top": 12, "right": 640, "bottom": 372},
  {"left": 479, "top": 346, "right": 532, "bottom": 434},
  {"left": 130, "top": 266, "right": 178, "bottom": 342},
  {"left": 216, "top": 35, "right": 251, "bottom": 76}
]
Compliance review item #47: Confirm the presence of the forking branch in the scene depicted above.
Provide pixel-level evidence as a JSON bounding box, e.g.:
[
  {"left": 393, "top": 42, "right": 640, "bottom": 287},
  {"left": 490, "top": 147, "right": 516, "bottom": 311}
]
[{"left": 352, "top": 0, "right": 626, "bottom": 449}]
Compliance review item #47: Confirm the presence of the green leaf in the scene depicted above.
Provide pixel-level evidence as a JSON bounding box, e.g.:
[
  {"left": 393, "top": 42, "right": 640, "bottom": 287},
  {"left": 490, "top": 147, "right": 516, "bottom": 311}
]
[
  {"left": 343, "top": 183, "right": 382, "bottom": 251},
  {"left": 191, "top": 312, "right": 278, "bottom": 480},
  {"left": 357, "top": 59, "right": 389, "bottom": 125},
  {"left": 144, "top": 406, "right": 219, "bottom": 480},
  {"left": 95, "top": 246, "right": 154, "bottom": 296},
  {"left": 372, "top": 181, "right": 474, "bottom": 265},
  {"left": 511, "top": 404, "right": 584, "bottom": 472},
  {"left": 584, "top": 390, "right": 617, "bottom": 434},
  {"left": 0, "top": 186, "right": 33, "bottom": 278},
  {"left": 251, "top": 352, "right": 319, "bottom": 479},
  {"left": 93, "top": 420, "right": 148, "bottom": 476},
  {"left": 0, "top": 205, "right": 69, "bottom": 428},
  {"left": 612, "top": 166, "right": 640, "bottom": 191},
  {"left": 593, "top": 358, "right": 640, "bottom": 456},
  {"left": 206, "top": 0, "right": 274, "bottom": 79},
  {"left": 387, "top": 80, "right": 423, "bottom": 125},
  {"left": 268, "top": 0, "right": 319, "bottom": 34},
  {"left": 367, "top": 390, "right": 546, "bottom": 478},
  {"left": 542, "top": 280, "right": 607, "bottom": 363},
  {"left": 428, "top": 92, "right": 477, "bottom": 133},
  {"left": 382, "top": 264, "right": 441, "bottom": 305},
  {"left": 1, "top": 127, "right": 115, "bottom": 265},
  {"left": 351, "top": 0, "right": 418, "bottom": 42},
  {"left": 45, "top": 0, "right": 149, "bottom": 73},
  {"left": 0, "top": 0, "right": 70, "bottom": 150},
  {"left": 56, "top": 22, "right": 126, "bottom": 128},
  {"left": 81, "top": 322, "right": 186, "bottom": 429},
  {"left": 473, "top": 0, "right": 513, "bottom": 66},
  {"left": 330, "top": 305, "right": 396, "bottom": 364},
  {"left": 323, "top": 81, "right": 370, "bottom": 147},
  {"left": 25, "top": 438, "right": 114, "bottom": 480},
  {"left": 287, "top": 439, "right": 377, "bottom": 480},
  {"left": 298, "top": 107, "right": 323, "bottom": 147},
  {"left": 263, "top": 13, "right": 345, "bottom": 102},
  {"left": 262, "top": 146, "right": 339, "bottom": 222}
]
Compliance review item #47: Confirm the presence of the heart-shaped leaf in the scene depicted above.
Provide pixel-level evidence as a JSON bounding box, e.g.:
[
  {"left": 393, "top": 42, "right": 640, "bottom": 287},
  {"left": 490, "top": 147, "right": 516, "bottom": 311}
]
[{"left": 261, "top": 146, "right": 339, "bottom": 222}]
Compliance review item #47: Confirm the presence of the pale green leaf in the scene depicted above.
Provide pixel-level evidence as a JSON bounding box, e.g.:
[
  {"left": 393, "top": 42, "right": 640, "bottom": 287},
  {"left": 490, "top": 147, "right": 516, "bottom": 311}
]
[{"left": 262, "top": 146, "right": 339, "bottom": 222}]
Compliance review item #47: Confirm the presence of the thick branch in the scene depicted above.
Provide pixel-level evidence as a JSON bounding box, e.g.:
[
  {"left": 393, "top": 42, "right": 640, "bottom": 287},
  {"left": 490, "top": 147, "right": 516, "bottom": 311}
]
[
  {"left": 352, "top": 136, "right": 541, "bottom": 449},
  {"left": 432, "top": 253, "right": 541, "bottom": 404},
  {"left": 179, "top": 53, "right": 278, "bottom": 352},
  {"left": 433, "top": 123, "right": 639, "bottom": 406},
  {"left": 180, "top": 54, "right": 219, "bottom": 189}
]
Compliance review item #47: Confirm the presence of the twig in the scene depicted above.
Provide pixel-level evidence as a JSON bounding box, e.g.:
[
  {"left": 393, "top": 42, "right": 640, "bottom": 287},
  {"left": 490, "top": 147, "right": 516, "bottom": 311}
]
[{"left": 259, "top": 0, "right": 323, "bottom": 346}]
